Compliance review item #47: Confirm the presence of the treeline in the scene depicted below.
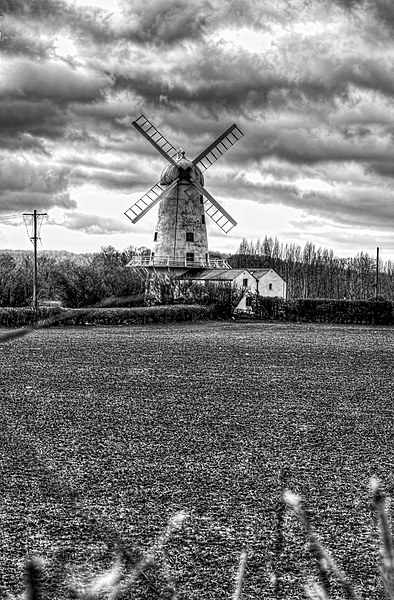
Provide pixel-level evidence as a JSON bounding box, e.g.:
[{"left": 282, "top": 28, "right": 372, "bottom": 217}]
[
  {"left": 0, "top": 246, "right": 146, "bottom": 307},
  {"left": 0, "top": 246, "right": 242, "bottom": 311},
  {"left": 229, "top": 237, "right": 393, "bottom": 300},
  {"left": 1, "top": 237, "right": 393, "bottom": 308}
]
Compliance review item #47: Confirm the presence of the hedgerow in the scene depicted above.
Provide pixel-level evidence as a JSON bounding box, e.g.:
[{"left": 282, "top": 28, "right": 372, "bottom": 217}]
[
  {"left": 0, "top": 306, "right": 63, "bottom": 327},
  {"left": 252, "top": 297, "right": 394, "bottom": 325},
  {"left": 0, "top": 305, "right": 215, "bottom": 327}
]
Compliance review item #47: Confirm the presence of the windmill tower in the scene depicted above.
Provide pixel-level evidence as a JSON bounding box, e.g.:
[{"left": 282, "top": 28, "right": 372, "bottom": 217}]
[{"left": 125, "top": 115, "right": 243, "bottom": 275}]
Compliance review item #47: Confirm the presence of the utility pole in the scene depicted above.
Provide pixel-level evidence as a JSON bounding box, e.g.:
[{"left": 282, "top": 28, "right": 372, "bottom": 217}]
[
  {"left": 23, "top": 209, "right": 47, "bottom": 310},
  {"left": 375, "top": 246, "right": 379, "bottom": 299}
]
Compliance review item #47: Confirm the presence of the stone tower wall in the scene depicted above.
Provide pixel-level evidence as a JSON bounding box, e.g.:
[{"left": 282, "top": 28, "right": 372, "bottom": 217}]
[{"left": 153, "top": 183, "right": 209, "bottom": 263}]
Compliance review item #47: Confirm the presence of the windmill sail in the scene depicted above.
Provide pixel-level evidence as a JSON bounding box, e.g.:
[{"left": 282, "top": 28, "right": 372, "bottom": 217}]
[
  {"left": 132, "top": 115, "right": 179, "bottom": 166},
  {"left": 194, "top": 180, "right": 237, "bottom": 234},
  {"left": 192, "top": 124, "right": 243, "bottom": 173},
  {"left": 124, "top": 179, "right": 179, "bottom": 223}
]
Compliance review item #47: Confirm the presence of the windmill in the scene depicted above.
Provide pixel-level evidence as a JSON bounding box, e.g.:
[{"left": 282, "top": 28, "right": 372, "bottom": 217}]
[{"left": 125, "top": 115, "right": 243, "bottom": 273}]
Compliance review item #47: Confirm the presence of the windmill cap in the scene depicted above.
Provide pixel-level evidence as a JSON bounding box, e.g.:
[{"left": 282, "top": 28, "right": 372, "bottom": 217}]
[{"left": 160, "top": 159, "right": 204, "bottom": 186}]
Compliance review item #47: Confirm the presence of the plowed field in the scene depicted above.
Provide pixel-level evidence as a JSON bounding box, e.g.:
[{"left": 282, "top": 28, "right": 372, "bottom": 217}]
[{"left": 1, "top": 321, "right": 393, "bottom": 599}]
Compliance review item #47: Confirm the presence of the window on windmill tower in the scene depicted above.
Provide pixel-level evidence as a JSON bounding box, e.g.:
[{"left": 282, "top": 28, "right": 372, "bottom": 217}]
[
  {"left": 154, "top": 232, "right": 158, "bottom": 242},
  {"left": 186, "top": 252, "right": 195, "bottom": 263},
  {"left": 243, "top": 278, "right": 248, "bottom": 287},
  {"left": 269, "top": 283, "right": 273, "bottom": 290},
  {"left": 186, "top": 232, "right": 194, "bottom": 242},
  {"left": 201, "top": 215, "right": 205, "bottom": 224},
  {"left": 246, "top": 296, "right": 252, "bottom": 307},
  {"left": 200, "top": 195, "right": 204, "bottom": 204}
]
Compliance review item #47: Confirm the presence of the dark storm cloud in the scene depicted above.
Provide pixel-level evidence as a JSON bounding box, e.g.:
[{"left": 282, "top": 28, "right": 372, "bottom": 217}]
[
  {"left": 60, "top": 152, "right": 159, "bottom": 190},
  {"left": 0, "top": 60, "right": 113, "bottom": 152},
  {"left": 116, "top": 0, "right": 288, "bottom": 47},
  {"left": 336, "top": 0, "right": 394, "bottom": 34},
  {"left": 71, "top": 100, "right": 136, "bottom": 121},
  {"left": 110, "top": 40, "right": 394, "bottom": 126},
  {"left": 0, "top": 159, "right": 76, "bottom": 213},
  {"left": 0, "top": 191, "right": 76, "bottom": 213},
  {"left": 301, "top": 54, "right": 394, "bottom": 99},
  {"left": 211, "top": 171, "right": 394, "bottom": 232},
  {"left": 0, "top": 0, "right": 67, "bottom": 19},
  {"left": 112, "top": 53, "right": 290, "bottom": 119},
  {"left": 365, "top": 161, "right": 394, "bottom": 178},
  {"left": 118, "top": 0, "right": 210, "bottom": 45},
  {"left": 2, "top": 0, "right": 210, "bottom": 50},
  {"left": 58, "top": 212, "right": 131, "bottom": 235},
  {"left": 374, "top": 1, "right": 394, "bottom": 31},
  {"left": 71, "top": 167, "right": 152, "bottom": 191},
  {"left": 1, "top": 0, "right": 297, "bottom": 62},
  {"left": 0, "top": 99, "right": 67, "bottom": 141},
  {"left": 0, "top": 0, "right": 115, "bottom": 48},
  {"left": 0, "top": 16, "right": 57, "bottom": 58},
  {"left": 2, "top": 59, "right": 112, "bottom": 103},
  {"left": 235, "top": 120, "right": 394, "bottom": 167},
  {"left": 0, "top": 133, "right": 49, "bottom": 153},
  {"left": 0, "top": 158, "right": 69, "bottom": 193}
]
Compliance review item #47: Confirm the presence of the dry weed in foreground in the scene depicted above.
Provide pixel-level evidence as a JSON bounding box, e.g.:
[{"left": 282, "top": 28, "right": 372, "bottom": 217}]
[
  {"left": 283, "top": 489, "right": 360, "bottom": 600},
  {"left": 371, "top": 478, "right": 394, "bottom": 599},
  {"left": 285, "top": 477, "right": 394, "bottom": 599},
  {"left": 21, "top": 510, "right": 188, "bottom": 600},
  {"left": 233, "top": 549, "right": 247, "bottom": 600},
  {"left": 12, "top": 478, "right": 394, "bottom": 599}
]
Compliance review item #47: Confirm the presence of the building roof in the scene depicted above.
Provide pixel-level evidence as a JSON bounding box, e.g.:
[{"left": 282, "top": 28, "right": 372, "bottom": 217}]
[
  {"left": 182, "top": 267, "right": 286, "bottom": 283},
  {"left": 247, "top": 268, "right": 271, "bottom": 279},
  {"left": 184, "top": 268, "right": 251, "bottom": 281}
]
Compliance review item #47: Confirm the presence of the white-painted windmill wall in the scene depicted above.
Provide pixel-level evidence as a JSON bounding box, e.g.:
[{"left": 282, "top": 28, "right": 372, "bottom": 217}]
[{"left": 153, "top": 184, "right": 209, "bottom": 265}]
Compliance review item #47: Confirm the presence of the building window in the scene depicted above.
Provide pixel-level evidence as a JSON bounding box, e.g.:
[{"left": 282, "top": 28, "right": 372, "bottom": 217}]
[
  {"left": 246, "top": 296, "right": 252, "bottom": 307},
  {"left": 269, "top": 283, "right": 273, "bottom": 290},
  {"left": 200, "top": 195, "right": 204, "bottom": 204},
  {"left": 201, "top": 214, "right": 205, "bottom": 224},
  {"left": 154, "top": 232, "right": 158, "bottom": 242},
  {"left": 186, "top": 252, "right": 195, "bottom": 263},
  {"left": 186, "top": 232, "right": 194, "bottom": 242},
  {"left": 243, "top": 278, "right": 248, "bottom": 287}
]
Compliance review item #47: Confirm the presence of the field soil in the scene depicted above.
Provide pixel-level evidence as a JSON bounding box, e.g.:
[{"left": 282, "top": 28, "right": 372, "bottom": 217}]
[{"left": 1, "top": 321, "right": 393, "bottom": 599}]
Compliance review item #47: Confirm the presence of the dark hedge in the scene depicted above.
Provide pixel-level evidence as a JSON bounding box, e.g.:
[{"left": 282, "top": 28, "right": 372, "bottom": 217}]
[
  {"left": 0, "top": 305, "right": 215, "bottom": 327},
  {"left": 3, "top": 299, "right": 392, "bottom": 328},
  {"left": 252, "top": 297, "right": 394, "bottom": 325}
]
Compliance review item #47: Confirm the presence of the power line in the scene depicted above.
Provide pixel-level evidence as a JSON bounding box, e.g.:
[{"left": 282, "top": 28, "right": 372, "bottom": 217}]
[
  {"left": 23, "top": 214, "right": 32, "bottom": 241},
  {"left": 0, "top": 214, "right": 23, "bottom": 222},
  {"left": 37, "top": 214, "right": 46, "bottom": 246}
]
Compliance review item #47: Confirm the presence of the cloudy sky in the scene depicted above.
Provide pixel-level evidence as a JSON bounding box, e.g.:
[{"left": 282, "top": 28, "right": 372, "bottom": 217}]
[{"left": 2, "top": 0, "right": 394, "bottom": 258}]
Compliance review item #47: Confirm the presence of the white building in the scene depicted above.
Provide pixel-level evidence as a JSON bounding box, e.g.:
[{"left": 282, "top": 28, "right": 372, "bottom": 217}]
[{"left": 186, "top": 267, "right": 287, "bottom": 312}]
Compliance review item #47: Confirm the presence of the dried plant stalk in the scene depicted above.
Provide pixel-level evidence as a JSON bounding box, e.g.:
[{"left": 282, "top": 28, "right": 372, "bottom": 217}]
[
  {"left": 284, "top": 491, "right": 361, "bottom": 600},
  {"left": 233, "top": 550, "right": 247, "bottom": 600},
  {"left": 371, "top": 478, "right": 394, "bottom": 600}
]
